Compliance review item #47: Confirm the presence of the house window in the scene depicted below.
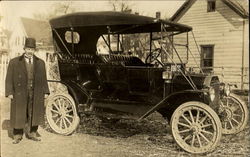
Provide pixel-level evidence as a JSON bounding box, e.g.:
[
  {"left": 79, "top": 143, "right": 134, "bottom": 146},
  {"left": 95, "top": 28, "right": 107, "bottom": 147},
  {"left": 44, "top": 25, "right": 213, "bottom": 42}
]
[
  {"left": 201, "top": 45, "right": 214, "bottom": 73},
  {"left": 207, "top": 0, "right": 216, "bottom": 12}
]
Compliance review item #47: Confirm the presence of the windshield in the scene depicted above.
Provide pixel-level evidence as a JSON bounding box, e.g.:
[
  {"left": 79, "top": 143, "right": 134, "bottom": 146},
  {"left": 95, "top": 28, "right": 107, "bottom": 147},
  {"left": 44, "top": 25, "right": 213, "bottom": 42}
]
[{"left": 96, "top": 32, "right": 189, "bottom": 65}]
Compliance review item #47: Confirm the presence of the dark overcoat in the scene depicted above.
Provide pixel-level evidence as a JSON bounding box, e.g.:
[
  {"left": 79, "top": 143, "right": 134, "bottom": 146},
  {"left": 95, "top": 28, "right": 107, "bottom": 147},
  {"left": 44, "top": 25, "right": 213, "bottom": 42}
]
[{"left": 5, "top": 54, "right": 50, "bottom": 129}]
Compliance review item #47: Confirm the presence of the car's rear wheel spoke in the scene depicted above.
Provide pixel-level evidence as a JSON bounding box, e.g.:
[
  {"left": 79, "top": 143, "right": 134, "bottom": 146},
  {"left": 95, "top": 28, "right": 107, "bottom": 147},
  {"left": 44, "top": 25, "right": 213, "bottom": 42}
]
[
  {"left": 64, "top": 117, "right": 72, "bottom": 125},
  {"left": 59, "top": 118, "right": 63, "bottom": 128},
  {"left": 55, "top": 117, "right": 61, "bottom": 124},
  {"left": 231, "top": 117, "right": 239, "bottom": 124},
  {"left": 51, "top": 109, "right": 59, "bottom": 114},
  {"left": 62, "top": 118, "right": 67, "bottom": 128},
  {"left": 229, "top": 120, "right": 234, "bottom": 129},
  {"left": 52, "top": 103, "right": 60, "bottom": 111}
]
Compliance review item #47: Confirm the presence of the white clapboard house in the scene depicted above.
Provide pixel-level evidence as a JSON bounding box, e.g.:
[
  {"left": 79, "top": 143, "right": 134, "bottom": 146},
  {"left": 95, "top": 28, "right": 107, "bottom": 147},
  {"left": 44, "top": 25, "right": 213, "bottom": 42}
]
[
  {"left": 170, "top": 0, "right": 249, "bottom": 89},
  {"left": 9, "top": 17, "right": 53, "bottom": 59}
]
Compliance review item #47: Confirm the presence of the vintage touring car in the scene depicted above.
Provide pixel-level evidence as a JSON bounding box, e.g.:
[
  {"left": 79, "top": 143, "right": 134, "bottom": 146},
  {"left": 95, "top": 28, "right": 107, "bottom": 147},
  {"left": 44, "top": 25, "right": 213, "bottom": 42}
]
[{"left": 46, "top": 11, "right": 248, "bottom": 153}]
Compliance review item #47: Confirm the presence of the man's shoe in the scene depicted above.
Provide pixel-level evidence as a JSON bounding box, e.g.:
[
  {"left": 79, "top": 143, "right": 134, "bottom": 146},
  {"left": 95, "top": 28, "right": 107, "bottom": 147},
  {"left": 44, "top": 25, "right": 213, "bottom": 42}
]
[
  {"left": 36, "top": 131, "right": 41, "bottom": 137},
  {"left": 26, "top": 132, "right": 41, "bottom": 141},
  {"left": 12, "top": 137, "right": 22, "bottom": 144},
  {"left": 28, "top": 136, "right": 41, "bottom": 142}
]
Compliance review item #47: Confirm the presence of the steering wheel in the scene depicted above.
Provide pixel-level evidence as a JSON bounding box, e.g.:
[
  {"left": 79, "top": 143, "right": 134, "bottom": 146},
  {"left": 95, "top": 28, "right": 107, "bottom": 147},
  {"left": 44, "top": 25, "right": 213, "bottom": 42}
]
[{"left": 145, "top": 48, "right": 162, "bottom": 64}]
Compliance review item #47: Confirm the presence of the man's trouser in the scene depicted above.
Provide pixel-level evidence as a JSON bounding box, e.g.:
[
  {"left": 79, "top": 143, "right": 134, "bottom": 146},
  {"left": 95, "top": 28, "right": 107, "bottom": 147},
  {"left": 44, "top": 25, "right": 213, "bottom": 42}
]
[{"left": 13, "top": 88, "right": 38, "bottom": 138}]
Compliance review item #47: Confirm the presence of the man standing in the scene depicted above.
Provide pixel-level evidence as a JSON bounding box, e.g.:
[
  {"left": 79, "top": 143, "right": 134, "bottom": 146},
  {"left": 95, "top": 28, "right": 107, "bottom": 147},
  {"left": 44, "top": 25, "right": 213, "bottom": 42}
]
[{"left": 5, "top": 38, "right": 50, "bottom": 144}]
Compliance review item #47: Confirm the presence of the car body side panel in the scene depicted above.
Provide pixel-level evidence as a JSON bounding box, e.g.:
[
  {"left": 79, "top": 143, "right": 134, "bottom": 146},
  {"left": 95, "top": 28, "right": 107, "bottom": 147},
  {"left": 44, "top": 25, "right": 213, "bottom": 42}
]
[{"left": 138, "top": 90, "right": 209, "bottom": 120}]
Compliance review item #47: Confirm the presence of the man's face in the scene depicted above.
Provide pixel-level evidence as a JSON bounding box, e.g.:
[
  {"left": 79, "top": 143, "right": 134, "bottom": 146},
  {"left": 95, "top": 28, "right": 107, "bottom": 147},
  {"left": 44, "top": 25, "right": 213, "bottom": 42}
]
[{"left": 24, "top": 47, "right": 35, "bottom": 57}]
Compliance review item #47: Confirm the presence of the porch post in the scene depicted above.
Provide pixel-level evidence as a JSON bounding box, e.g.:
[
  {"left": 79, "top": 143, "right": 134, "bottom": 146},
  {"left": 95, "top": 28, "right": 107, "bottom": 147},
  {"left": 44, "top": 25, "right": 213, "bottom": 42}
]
[{"left": 241, "top": 20, "right": 245, "bottom": 90}]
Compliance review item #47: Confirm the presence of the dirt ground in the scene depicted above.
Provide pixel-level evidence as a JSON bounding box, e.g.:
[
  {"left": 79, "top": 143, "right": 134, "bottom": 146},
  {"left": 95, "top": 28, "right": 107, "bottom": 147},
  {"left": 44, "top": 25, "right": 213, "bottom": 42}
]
[{"left": 1, "top": 95, "right": 249, "bottom": 157}]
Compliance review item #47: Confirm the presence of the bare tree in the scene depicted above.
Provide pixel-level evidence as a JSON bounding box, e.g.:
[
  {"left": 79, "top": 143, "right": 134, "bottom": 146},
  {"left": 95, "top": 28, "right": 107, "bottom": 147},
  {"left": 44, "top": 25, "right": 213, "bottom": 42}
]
[
  {"left": 108, "top": 0, "right": 133, "bottom": 13},
  {"left": 33, "top": 1, "right": 76, "bottom": 20},
  {"left": 53, "top": 2, "right": 76, "bottom": 15}
]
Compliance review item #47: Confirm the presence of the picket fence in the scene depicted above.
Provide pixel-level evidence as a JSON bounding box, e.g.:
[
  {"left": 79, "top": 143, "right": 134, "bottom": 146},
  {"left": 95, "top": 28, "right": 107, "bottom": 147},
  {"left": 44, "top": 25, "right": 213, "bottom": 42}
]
[{"left": 0, "top": 54, "right": 9, "bottom": 96}]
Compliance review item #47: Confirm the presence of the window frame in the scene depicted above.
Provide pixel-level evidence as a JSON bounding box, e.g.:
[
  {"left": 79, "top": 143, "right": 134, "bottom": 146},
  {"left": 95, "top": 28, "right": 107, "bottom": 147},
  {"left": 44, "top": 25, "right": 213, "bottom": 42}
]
[
  {"left": 65, "top": 31, "right": 80, "bottom": 44},
  {"left": 207, "top": 0, "right": 216, "bottom": 12},
  {"left": 200, "top": 45, "right": 214, "bottom": 73}
]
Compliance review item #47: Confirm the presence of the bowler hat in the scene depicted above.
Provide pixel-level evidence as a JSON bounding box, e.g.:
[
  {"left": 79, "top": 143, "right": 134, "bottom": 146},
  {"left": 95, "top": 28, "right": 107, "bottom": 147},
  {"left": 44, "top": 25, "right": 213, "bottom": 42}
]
[{"left": 24, "top": 38, "right": 36, "bottom": 49}]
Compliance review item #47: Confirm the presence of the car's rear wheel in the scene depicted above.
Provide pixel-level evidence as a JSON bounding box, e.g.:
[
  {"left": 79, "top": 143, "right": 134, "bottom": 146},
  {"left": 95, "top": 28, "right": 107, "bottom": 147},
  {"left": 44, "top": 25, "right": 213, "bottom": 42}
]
[
  {"left": 46, "top": 93, "right": 80, "bottom": 135},
  {"left": 219, "top": 93, "right": 249, "bottom": 134},
  {"left": 170, "top": 101, "right": 222, "bottom": 154}
]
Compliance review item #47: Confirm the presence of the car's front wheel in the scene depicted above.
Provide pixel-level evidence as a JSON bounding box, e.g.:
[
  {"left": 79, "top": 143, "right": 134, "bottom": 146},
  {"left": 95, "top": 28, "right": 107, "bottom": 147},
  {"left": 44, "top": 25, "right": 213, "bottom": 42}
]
[
  {"left": 46, "top": 93, "right": 80, "bottom": 135},
  {"left": 170, "top": 101, "right": 222, "bottom": 154}
]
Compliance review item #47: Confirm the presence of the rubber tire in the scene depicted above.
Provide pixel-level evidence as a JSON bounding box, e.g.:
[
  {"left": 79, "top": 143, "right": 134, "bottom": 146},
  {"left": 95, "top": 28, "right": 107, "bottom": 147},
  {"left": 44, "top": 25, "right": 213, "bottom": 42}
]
[
  {"left": 170, "top": 101, "right": 222, "bottom": 154},
  {"left": 220, "top": 93, "right": 249, "bottom": 134},
  {"left": 45, "top": 93, "right": 80, "bottom": 135}
]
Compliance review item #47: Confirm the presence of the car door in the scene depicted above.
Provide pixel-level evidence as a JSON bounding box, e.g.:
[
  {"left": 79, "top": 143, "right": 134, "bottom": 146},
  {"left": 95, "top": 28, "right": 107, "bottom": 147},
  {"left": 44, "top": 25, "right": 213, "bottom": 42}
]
[{"left": 128, "top": 67, "right": 150, "bottom": 94}]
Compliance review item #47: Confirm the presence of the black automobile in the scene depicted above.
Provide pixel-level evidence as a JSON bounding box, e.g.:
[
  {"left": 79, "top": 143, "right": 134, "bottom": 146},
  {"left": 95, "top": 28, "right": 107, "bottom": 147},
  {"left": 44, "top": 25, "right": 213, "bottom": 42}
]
[{"left": 46, "top": 11, "right": 248, "bottom": 154}]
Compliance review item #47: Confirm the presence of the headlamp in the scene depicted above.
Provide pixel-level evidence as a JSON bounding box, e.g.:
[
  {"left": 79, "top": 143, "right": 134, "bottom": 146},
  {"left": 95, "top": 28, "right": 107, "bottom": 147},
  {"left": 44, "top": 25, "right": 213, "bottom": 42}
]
[
  {"left": 162, "top": 66, "right": 172, "bottom": 80},
  {"left": 224, "top": 83, "right": 231, "bottom": 96},
  {"left": 162, "top": 70, "right": 172, "bottom": 80},
  {"left": 209, "top": 87, "right": 215, "bottom": 101}
]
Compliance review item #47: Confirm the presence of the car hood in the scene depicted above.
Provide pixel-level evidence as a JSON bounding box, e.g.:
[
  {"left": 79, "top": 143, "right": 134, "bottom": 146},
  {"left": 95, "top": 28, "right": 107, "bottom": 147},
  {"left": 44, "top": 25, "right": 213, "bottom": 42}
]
[{"left": 172, "top": 74, "right": 220, "bottom": 91}]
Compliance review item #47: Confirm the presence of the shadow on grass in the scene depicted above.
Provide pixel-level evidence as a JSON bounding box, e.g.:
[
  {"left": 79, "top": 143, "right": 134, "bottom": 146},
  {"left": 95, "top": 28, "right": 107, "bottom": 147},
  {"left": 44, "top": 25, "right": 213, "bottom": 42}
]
[{"left": 76, "top": 115, "right": 170, "bottom": 138}]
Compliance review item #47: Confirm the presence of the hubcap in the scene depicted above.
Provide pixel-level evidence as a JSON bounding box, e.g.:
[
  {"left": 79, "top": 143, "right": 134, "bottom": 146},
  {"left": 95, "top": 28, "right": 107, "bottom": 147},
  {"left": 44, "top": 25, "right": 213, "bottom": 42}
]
[
  {"left": 224, "top": 107, "right": 233, "bottom": 120},
  {"left": 190, "top": 124, "right": 201, "bottom": 135},
  {"left": 60, "top": 109, "right": 66, "bottom": 118}
]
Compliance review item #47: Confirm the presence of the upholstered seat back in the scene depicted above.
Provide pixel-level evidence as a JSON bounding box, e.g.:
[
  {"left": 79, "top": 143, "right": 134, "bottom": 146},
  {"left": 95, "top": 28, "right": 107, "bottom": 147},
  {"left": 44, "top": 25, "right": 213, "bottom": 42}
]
[{"left": 99, "top": 54, "right": 145, "bottom": 66}]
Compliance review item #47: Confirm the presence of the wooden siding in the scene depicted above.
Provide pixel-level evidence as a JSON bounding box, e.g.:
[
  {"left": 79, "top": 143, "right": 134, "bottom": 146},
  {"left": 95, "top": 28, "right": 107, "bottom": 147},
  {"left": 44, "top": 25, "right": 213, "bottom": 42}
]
[{"left": 175, "top": 0, "right": 249, "bottom": 89}]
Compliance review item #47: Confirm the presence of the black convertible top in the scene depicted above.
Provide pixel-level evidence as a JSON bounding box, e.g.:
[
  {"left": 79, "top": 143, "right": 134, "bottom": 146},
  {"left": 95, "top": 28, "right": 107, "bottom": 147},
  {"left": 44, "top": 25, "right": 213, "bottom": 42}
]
[{"left": 49, "top": 11, "right": 192, "bottom": 33}]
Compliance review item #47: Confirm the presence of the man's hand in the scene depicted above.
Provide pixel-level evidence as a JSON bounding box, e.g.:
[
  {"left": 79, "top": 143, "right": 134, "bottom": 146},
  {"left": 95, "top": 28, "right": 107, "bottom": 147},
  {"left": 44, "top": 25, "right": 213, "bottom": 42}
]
[
  {"left": 7, "top": 95, "right": 13, "bottom": 99},
  {"left": 44, "top": 94, "right": 49, "bottom": 99}
]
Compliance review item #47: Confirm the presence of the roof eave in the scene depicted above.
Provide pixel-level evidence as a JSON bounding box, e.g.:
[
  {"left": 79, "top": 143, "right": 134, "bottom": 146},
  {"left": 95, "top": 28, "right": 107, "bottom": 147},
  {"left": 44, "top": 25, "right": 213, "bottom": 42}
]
[
  {"left": 170, "top": 0, "right": 197, "bottom": 22},
  {"left": 171, "top": 0, "right": 249, "bottom": 22},
  {"left": 222, "top": 0, "right": 249, "bottom": 19}
]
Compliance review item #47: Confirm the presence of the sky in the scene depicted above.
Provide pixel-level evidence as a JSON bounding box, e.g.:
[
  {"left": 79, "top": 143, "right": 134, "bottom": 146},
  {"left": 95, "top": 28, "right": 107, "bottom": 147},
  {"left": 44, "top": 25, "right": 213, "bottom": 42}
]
[{"left": 0, "top": 1, "right": 184, "bottom": 30}]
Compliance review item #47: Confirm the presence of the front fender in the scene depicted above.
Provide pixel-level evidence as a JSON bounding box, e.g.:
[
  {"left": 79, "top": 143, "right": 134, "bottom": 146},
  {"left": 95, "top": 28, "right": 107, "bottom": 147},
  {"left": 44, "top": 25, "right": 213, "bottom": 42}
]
[{"left": 138, "top": 90, "right": 209, "bottom": 121}]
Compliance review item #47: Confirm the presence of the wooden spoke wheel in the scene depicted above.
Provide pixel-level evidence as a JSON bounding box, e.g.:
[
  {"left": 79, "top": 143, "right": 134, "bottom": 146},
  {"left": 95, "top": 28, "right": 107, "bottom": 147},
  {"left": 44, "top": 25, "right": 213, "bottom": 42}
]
[
  {"left": 46, "top": 93, "right": 80, "bottom": 135},
  {"left": 170, "top": 101, "right": 222, "bottom": 154},
  {"left": 219, "top": 93, "right": 249, "bottom": 134}
]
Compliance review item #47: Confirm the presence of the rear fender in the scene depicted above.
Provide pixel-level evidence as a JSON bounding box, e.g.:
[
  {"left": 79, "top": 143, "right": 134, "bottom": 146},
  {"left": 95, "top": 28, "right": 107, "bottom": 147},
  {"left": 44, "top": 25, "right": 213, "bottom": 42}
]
[
  {"left": 59, "top": 81, "right": 90, "bottom": 112},
  {"left": 138, "top": 90, "right": 209, "bottom": 121}
]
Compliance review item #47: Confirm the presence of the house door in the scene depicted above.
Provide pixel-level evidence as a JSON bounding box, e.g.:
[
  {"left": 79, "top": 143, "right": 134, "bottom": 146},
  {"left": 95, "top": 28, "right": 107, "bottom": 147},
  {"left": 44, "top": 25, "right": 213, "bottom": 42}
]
[{"left": 201, "top": 45, "right": 214, "bottom": 73}]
